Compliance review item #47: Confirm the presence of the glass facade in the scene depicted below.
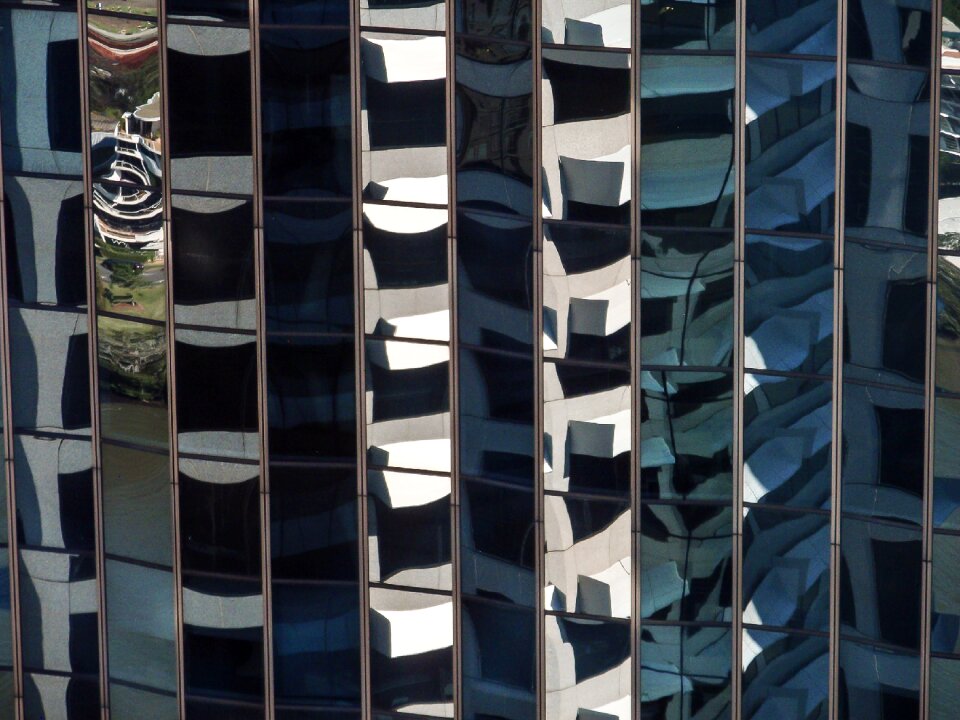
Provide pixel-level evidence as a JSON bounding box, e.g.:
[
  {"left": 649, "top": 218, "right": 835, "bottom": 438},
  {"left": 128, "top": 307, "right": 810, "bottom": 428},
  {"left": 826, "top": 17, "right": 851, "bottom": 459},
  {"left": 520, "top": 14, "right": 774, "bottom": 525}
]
[{"left": 0, "top": 0, "right": 952, "bottom": 718}]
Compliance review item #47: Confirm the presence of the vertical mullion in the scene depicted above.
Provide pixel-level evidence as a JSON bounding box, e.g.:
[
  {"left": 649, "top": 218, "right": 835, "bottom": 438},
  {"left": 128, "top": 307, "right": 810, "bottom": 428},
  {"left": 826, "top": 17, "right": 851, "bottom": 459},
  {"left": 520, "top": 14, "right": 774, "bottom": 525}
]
[
  {"left": 349, "top": 2, "right": 371, "bottom": 720},
  {"left": 156, "top": 2, "right": 185, "bottom": 717},
  {"left": 732, "top": 0, "right": 747, "bottom": 714},
  {"left": 75, "top": 0, "right": 111, "bottom": 715},
  {"left": 920, "top": 3, "right": 943, "bottom": 719},
  {"left": 248, "top": 0, "right": 274, "bottom": 713},
  {"left": 532, "top": 0, "right": 545, "bottom": 717},
  {"left": 630, "top": 0, "right": 641, "bottom": 715},
  {"left": 828, "top": 0, "right": 848, "bottom": 717},
  {"left": 0, "top": 32, "right": 23, "bottom": 720},
  {"left": 446, "top": 0, "right": 462, "bottom": 715}
]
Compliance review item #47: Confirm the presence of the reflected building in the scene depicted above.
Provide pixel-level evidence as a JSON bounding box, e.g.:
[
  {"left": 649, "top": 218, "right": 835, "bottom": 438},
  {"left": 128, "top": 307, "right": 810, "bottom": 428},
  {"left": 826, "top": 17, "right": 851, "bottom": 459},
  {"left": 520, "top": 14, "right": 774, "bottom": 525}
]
[{"left": 0, "top": 0, "right": 955, "bottom": 719}]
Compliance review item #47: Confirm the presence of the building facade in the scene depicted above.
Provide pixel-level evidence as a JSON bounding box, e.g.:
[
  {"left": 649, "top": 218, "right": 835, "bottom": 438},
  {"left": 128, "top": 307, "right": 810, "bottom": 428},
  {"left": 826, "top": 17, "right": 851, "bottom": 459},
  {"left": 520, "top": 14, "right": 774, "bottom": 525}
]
[{"left": 0, "top": 0, "right": 956, "bottom": 718}]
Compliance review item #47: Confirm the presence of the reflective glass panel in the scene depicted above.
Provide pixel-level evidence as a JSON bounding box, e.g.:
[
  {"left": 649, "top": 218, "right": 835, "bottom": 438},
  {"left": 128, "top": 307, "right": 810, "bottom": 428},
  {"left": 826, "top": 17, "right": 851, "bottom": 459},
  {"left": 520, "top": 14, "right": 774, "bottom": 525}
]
[
  {"left": 369, "top": 587, "right": 453, "bottom": 716},
  {"left": 641, "top": 230, "right": 734, "bottom": 368},
  {"left": 641, "top": 502, "right": 733, "bottom": 622},
  {"left": 261, "top": 28, "right": 351, "bottom": 199},
  {"left": 640, "top": 0, "right": 735, "bottom": 50},
  {"left": 544, "top": 363, "right": 630, "bottom": 496},
  {"left": 641, "top": 370, "right": 733, "bottom": 501},
  {"left": 267, "top": 335, "right": 356, "bottom": 462},
  {"left": 456, "top": 0, "right": 531, "bottom": 42},
  {"left": 168, "top": 0, "right": 248, "bottom": 22},
  {"left": 172, "top": 195, "right": 255, "bottom": 331},
  {"left": 261, "top": 0, "right": 350, "bottom": 26},
  {"left": 543, "top": 222, "right": 630, "bottom": 363},
  {"left": 456, "top": 39, "right": 533, "bottom": 217},
  {"left": 940, "top": 73, "right": 960, "bottom": 250},
  {"left": 270, "top": 465, "right": 357, "bottom": 582},
  {"left": 842, "top": 383, "right": 923, "bottom": 525},
  {"left": 542, "top": 0, "right": 629, "bottom": 48},
  {"left": 24, "top": 673, "right": 99, "bottom": 720},
  {"left": 837, "top": 641, "right": 918, "bottom": 720},
  {"left": 745, "top": 59, "right": 836, "bottom": 234},
  {"left": 934, "top": 396, "right": 960, "bottom": 530},
  {"left": 937, "top": 255, "right": 960, "bottom": 394},
  {"left": 369, "top": 470, "right": 451, "bottom": 591},
  {"left": 847, "top": 0, "right": 931, "bottom": 66},
  {"left": 167, "top": 25, "right": 252, "bottom": 194},
  {"left": 839, "top": 517, "right": 921, "bottom": 649},
  {"left": 639, "top": 625, "right": 731, "bottom": 716},
  {"left": 742, "top": 508, "right": 829, "bottom": 632},
  {"left": 0, "top": 6, "right": 82, "bottom": 176},
  {"left": 743, "top": 375, "right": 831, "bottom": 509},
  {"left": 264, "top": 200, "right": 354, "bottom": 335},
  {"left": 544, "top": 495, "right": 630, "bottom": 618},
  {"left": 102, "top": 442, "right": 170, "bottom": 566},
  {"left": 745, "top": 0, "right": 837, "bottom": 55},
  {"left": 640, "top": 54, "right": 734, "bottom": 228},
  {"left": 742, "top": 630, "right": 828, "bottom": 720},
  {"left": 930, "top": 657, "right": 960, "bottom": 720},
  {"left": 459, "top": 348, "right": 534, "bottom": 485},
  {"left": 931, "top": 532, "right": 960, "bottom": 655},
  {"left": 541, "top": 48, "right": 630, "bottom": 224}
]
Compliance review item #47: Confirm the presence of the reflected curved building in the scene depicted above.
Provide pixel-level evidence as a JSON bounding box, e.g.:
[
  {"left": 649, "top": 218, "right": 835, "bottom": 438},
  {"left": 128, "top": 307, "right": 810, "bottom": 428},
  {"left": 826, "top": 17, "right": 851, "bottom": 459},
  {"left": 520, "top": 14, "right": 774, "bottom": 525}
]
[{"left": 0, "top": 0, "right": 955, "bottom": 719}]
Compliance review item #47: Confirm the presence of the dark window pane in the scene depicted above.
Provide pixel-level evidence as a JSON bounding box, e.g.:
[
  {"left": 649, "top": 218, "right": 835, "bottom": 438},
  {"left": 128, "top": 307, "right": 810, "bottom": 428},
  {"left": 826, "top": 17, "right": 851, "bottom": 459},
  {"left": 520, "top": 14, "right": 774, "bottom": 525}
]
[
  {"left": 456, "top": 0, "right": 531, "bottom": 42},
  {"left": 742, "top": 630, "right": 828, "bottom": 720},
  {"left": 641, "top": 0, "right": 735, "bottom": 50},
  {"left": 746, "top": 0, "right": 837, "bottom": 55},
  {"left": 838, "top": 641, "right": 918, "bottom": 720},
  {"left": 847, "top": 0, "right": 931, "bottom": 66},
  {"left": 261, "top": 29, "right": 351, "bottom": 199},
  {"left": 638, "top": 626, "right": 731, "bottom": 716}
]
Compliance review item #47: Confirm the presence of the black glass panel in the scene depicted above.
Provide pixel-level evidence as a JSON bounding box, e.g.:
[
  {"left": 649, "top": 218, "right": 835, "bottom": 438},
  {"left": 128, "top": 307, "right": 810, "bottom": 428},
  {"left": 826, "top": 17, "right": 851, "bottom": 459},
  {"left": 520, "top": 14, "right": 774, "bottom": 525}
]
[
  {"left": 458, "top": 210, "right": 533, "bottom": 353},
  {"left": 270, "top": 465, "right": 358, "bottom": 582},
  {"left": 168, "top": 0, "right": 249, "bottom": 21},
  {"left": 261, "top": 0, "right": 350, "bottom": 26},
  {"left": 459, "top": 348, "right": 534, "bottom": 485},
  {"left": 641, "top": 502, "right": 733, "bottom": 621},
  {"left": 168, "top": 25, "right": 252, "bottom": 194},
  {"left": 267, "top": 335, "right": 356, "bottom": 462},
  {"left": 261, "top": 29, "right": 351, "bottom": 199},
  {"left": 461, "top": 479, "right": 535, "bottom": 607},
  {"left": 264, "top": 200, "right": 354, "bottom": 335},
  {"left": 934, "top": 396, "right": 960, "bottom": 530},
  {"left": 180, "top": 459, "right": 261, "bottom": 577},
  {"left": 461, "top": 598, "right": 535, "bottom": 720},
  {"left": 456, "top": 0, "right": 531, "bottom": 42},
  {"left": 641, "top": 370, "right": 733, "bottom": 501},
  {"left": 172, "top": 196, "right": 255, "bottom": 330},
  {"left": 456, "top": 39, "right": 533, "bottom": 217},
  {"left": 273, "top": 583, "right": 361, "bottom": 709},
  {"left": 745, "top": 59, "right": 836, "bottom": 234}
]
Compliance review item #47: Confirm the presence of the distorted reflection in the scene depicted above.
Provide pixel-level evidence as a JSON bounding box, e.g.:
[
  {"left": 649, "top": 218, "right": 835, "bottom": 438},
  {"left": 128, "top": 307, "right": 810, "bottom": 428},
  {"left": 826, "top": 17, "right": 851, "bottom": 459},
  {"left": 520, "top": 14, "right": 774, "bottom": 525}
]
[
  {"left": 639, "top": 626, "right": 731, "bottom": 717},
  {"left": 743, "top": 376, "right": 831, "bottom": 508},
  {"left": 935, "top": 397, "right": 960, "bottom": 530},
  {"left": 456, "top": 39, "right": 533, "bottom": 216},
  {"left": 842, "top": 383, "right": 923, "bottom": 525},
  {"left": 542, "top": 0, "right": 629, "bottom": 47},
  {"left": 845, "top": 64, "right": 930, "bottom": 246},
  {"left": 931, "top": 533, "right": 960, "bottom": 654},
  {"left": 640, "top": 0, "right": 734, "bottom": 50},
  {"left": 641, "top": 231, "right": 733, "bottom": 368},
  {"left": 460, "top": 479, "right": 535, "bottom": 607},
  {"left": 742, "top": 509, "right": 829, "bottom": 631},
  {"left": 640, "top": 54, "right": 734, "bottom": 227},
  {"left": 640, "top": 502, "right": 732, "bottom": 621},
  {"left": 363, "top": 205, "right": 449, "bottom": 341},
  {"left": 361, "top": 32, "right": 447, "bottom": 200},
  {"left": 544, "top": 495, "right": 630, "bottom": 618},
  {"left": 366, "top": 338, "right": 450, "bottom": 474},
  {"left": 746, "top": 0, "right": 836, "bottom": 55},
  {"left": 545, "top": 616, "right": 630, "bottom": 720},
  {"left": 543, "top": 363, "right": 629, "bottom": 495},
  {"left": 368, "top": 470, "right": 452, "bottom": 591},
  {"left": 361, "top": 0, "right": 444, "bottom": 31},
  {"left": 940, "top": 73, "right": 960, "bottom": 248},
  {"left": 544, "top": 223, "right": 629, "bottom": 363},
  {"left": 745, "top": 59, "right": 836, "bottom": 233},
  {"left": 742, "top": 630, "right": 828, "bottom": 720},
  {"left": 542, "top": 48, "right": 630, "bottom": 223},
  {"left": 641, "top": 371, "right": 733, "bottom": 501},
  {"left": 847, "top": 0, "right": 931, "bottom": 66},
  {"left": 744, "top": 234, "right": 833, "bottom": 374},
  {"left": 370, "top": 587, "right": 453, "bottom": 717},
  {"left": 838, "top": 641, "right": 919, "bottom": 720}
]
